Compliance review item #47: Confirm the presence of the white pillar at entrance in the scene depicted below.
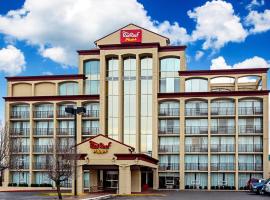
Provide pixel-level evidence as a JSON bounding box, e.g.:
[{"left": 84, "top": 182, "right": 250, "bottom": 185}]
[
  {"left": 89, "top": 169, "right": 98, "bottom": 192},
  {"left": 152, "top": 168, "right": 158, "bottom": 190},
  {"left": 131, "top": 169, "right": 141, "bottom": 193},
  {"left": 75, "top": 166, "right": 84, "bottom": 195},
  {"left": 119, "top": 165, "right": 131, "bottom": 194}
]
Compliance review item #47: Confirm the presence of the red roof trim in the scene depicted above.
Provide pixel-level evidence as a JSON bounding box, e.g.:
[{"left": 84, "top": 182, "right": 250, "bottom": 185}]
[
  {"left": 3, "top": 95, "right": 100, "bottom": 102},
  {"left": 158, "top": 90, "right": 270, "bottom": 98},
  {"left": 75, "top": 134, "right": 135, "bottom": 151},
  {"left": 6, "top": 74, "right": 86, "bottom": 82},
  {"left": 77, "top": 49, "right": 100, "bottom": 55},
  {"left": 98, "top": 42, "right": 160, "bottom": 50},
  {"left": 114, "top": 153, "right": 158, "bottom": 165},
  {"left": 159, "top": 46, "right": 187, "bottom": 52},
  {"left": 178, "top": 68, "right": 269, "bottom": 76}
]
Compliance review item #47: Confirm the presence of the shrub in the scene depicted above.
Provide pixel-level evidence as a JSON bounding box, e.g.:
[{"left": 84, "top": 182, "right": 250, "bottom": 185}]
[
  {"left": 215, "top": 186, "right": 219, "bottom": 190},
  {"left": 211, "top": 186, "right": 215, "bottom": 190},
  {"left": 239, "top": 187, "right": 244, "bottom": 190},
  {"left": 190, "top": 185, "right": 194, "bottom": 189},
  {"left": 8, "top": 183, "right": 17, "bottom": 187},
  {"left": 18, "top": 183, "right": 28, "bottom": 187},
  {"left": 232, "top": 186, "right": 236, "bottom": 190},
  {"left": 199, "top": 186, "right": 202, "bottom": 189},
  {"left": 204, "top": 186, "right": 207, "bottom": 190},
  {"left": 244, "top": 186, "right": 248, "bottom": 190},
  {"left": 40, "top": 183, "right": 53, "bottom": 187},
  {"left": 31, "top": 183, "right": 39, "bottom": 187},
  {"left": 185, "top": 185, "right": 190, "bottom": 189}
]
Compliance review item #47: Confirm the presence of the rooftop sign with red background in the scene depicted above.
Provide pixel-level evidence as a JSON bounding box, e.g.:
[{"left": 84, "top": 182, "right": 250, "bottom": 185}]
[{"left": 120, "top": 29, "right": 142, "bottom": 43}]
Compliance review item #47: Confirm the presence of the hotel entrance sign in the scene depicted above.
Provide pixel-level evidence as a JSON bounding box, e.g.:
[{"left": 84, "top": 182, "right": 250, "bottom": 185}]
[
  {"left": 120, "top": 29, "right": 142, "bottom": 43},
  {"left": 89, "top": 141, "right": 112, "bottom": 154}
]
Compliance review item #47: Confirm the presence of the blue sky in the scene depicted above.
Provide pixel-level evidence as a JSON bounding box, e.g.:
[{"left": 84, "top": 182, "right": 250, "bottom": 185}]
[{"left": 0, "top": 0, "right": 270, "bottom": 122}]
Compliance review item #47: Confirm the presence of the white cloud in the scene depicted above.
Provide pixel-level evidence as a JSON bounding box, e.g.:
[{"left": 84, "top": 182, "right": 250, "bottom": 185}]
[
  {"left": 0, "top": 45, "right": 26, "bottom": 75},
  {"left": 246, "top": 0, "right": 265, "bottom": 11},
  {"left": 245, "top": 9, "right": 270, "bottom": 33},
  {"left": 0, "top": 0, "right": 190, "bottom": 66},
  {"left": 42, "top": 71, "right": 53, "bottom": 75},
  {"left": 210, "top": 56, "right": 269, "bottom": 70},
  {"left": 195, "top": 51, "right": 204, "bottom": 61},
  {"left": 188, "top": 0, "right": 248, "bottom": 50}
]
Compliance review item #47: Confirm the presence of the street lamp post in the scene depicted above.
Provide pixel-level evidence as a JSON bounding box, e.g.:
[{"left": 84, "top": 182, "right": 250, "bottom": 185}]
[{"left": 65, "top": 106, "right": 86, "bottom": 196}]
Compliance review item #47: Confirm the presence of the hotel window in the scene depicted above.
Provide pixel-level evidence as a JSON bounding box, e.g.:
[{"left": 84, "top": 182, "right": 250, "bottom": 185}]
[
  {"left": 238, "top": 173, "right": 263, "bottom": 189},
  {"left": 159, "top": 137, "right": 179, "bottom": 152},
  {"left": 211, "top": 173, "right": 235, "bottom": 187},
  {"left": 82, "top": 120, "right": 99, "bottom": 135},
  {"left": 34, "top": 104, "right": 54, "bottom": 118},
  {"left": 59, "top": 82, "right": 78, "bottom": 95},
  {"left": 185, "top": 173, "right": 208, "bottom": 189},
  {"left": 84, "top": 60, "right": 100, "bottom": 94},
  {"left": 11, "top": 172, "right": 29, "bottom": 185},
  {"left": 238, "top": 155, "right": 262, "bottom": 171},
  {"left": 11, "top": 104, "right": 29, "bottom": 118},
  {"left": 159, "top": 101, "right": 179, "bottom": 116},
  {"left": 35, "top": 172, "right": 52, "bottom": 185},
  {"left": 107, "top": 57, "right": 119, "bottom": 140},
  {"left": 141, "top": 57, "right": 152, "bottom": 153},
  {"left": 83, "top": 102, "right": 99, "bottom": 117},
  {"left": 159, "top": 58, "right": 180, "bottom": 93},
  {"left": 185, "top": 78, "right": 208, "bottom": 92},
  {"left": 123, "top": 57, "right": 136, "bottom": 147}
]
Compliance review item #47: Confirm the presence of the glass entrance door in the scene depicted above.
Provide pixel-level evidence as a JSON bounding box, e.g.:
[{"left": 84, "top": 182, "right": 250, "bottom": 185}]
[{"left": 104, "top": 171, "right": 118, "bottom": 190}]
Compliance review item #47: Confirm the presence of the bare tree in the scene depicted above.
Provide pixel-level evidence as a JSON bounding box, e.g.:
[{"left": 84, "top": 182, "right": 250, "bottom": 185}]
[
  {"left": 47, "top": 139, "right": 76, "bottom": 200},
  {"left": 0, "top": 125, "right": 10, "bottom": 184}
]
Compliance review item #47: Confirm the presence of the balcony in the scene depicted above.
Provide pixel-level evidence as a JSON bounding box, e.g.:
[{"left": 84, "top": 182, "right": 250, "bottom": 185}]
[
  {"left": 211, "top": 144, "right": 235, "bottom": 152},
  {"left": 83, "top": 110, "right": 99, "bottom": 118},
  {"left": 211, "top": 126, "right": 235, "bottom": 135},
  {"left": 159, "top": 108, "right": 179, "bottom": 117},
  {"left": 185, "top": 144, "right": 208, "bottom": 152},
  {"left": 185, "top": 163, "right": 208, "bottom": 171},
  {"left": 82, "top": 127, "right": 99, "bottom": 136},
  {"left": 33, "top": 111, "right": 54, "bottom": 118},
  {"left": 10, "top": 162, "right": 29, "bottom": 170},
  {"left": 159, "top": 163, "right": 179, "bottom": 171},
  {"left": 33, "top": 145, "right": 53, "bottom": 153},
  {"left": 238, "top": 107, "right": 263, "bottom": 115},
  {"left": 11, "top": 145, "right": 29, "bottom": 153},
  {"left": 57, "top": 145, "right": 74, "bottom": 153},
  {"left": 185, "top": 126, "right": 208, "bottom": 135},
  {"left": 238, "top": 144, "right": 263, "bottom": 152},
  {"left": 57, "top": 110, "right": 73, "bottom": 118},
  {"left": 10, "top": 111, "right": 30, "bottom": 119},
  {"left": 211, "top": 107, "right": 235, "bottom": 116},
  {"left": 9, "top": 128, "right": 30, "bottom": 136},
  {"left": 56, "top": 128, "right": 74, "bottom": 136},
  {"left": 158, "top": 126, "right": 179, "bottom": 135},
  {"left": 33, "top": 162, "right": 49, "bottom": 170},
  {"left": 211, "top": 163, "right": 235, "bottom": 171},
  {"left": 238, "top": 163, "right": 262, "bottom": 171},
  {"left": 158, "top": 145, "right": 179, "bottom": 153},
  {"left": 33, "top": 128, "right": 54, "bottom": 136},
  {"left": 185, "top": 108, "right": 208, "bottom": 116},
  {"left": 238, "top": 125, "right": 263, "bottom": 134}
]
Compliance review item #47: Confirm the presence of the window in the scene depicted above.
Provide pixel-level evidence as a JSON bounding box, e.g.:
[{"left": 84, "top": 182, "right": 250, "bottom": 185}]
[
  {"left": 159, "top": 58, "right": 180, "bottom": 93},
  {"left": 59, "top": 82, "right": 78, "bottom": 95},
  {"left": 185, "top": 78, "right": 208, "bottom": 92},
  {"left": 84, "top": 60, "right": 100, "bottom": 94}
]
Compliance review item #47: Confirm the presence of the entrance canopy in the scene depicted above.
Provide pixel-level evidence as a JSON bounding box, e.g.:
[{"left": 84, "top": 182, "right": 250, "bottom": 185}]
[{"left": 76, "top": 134, "right": 158, "bottom": 169}]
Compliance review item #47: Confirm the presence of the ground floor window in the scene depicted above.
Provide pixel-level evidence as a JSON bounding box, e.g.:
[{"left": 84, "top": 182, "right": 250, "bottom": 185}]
[
  {"left": 159, "top": 172, "right": 179, "bottom": 189},
  {"left": 104, "top": 171, "right": 118, "bottom": 189},
  {"left": 34, "top": 172, "right": 52, "bottom": 185},
  {"left": 238, "top": 173, "right": 263, "bottom": 190},
  {"left": 185, "top": 173, "right": 208, "bottom": 189},
  {"left": 11, "top": 172, "right": 29, "bottom": 185},
  {"left": 84, "top": 171, "right": 90, "bottom": 188},
  {"left": 211, "top": 173, "right": 235, "bottom": 190}
]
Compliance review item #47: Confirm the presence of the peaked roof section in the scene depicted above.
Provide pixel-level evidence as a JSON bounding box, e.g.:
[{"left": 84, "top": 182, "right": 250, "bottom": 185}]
[
  {"left": 76, "top": 134, "right": 135, "bottom": 151},
  {"left": 94, "top": 23, "right": 170, "bottom": 46}
]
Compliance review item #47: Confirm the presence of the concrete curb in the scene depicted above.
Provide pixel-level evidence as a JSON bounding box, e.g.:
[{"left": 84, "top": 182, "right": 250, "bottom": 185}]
[{"left": 80, "top": 194, "right": 113, "bottom": 200}]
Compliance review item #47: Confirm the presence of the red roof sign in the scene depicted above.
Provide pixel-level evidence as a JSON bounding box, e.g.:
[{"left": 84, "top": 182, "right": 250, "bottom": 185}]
[{"left": 120, "top": 29, "right": 142, "bottom": 43}]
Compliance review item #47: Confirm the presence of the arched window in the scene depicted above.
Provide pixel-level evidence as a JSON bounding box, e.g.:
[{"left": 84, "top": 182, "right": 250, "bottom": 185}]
[
  {"left": 84, "top": 60, "right": 100, "bottom": 94},
  {"left": 185, "top": 78, "right": 208, "bottom": 92},
  {"left": 59, "top": 82, "right": 78, "bottom": 95},
  {"left": 159, "top": 58, "right": 180, "bottom": 93}
]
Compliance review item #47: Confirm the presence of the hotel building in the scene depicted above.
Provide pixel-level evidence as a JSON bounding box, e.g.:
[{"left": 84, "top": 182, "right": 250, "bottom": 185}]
[{"left": 3, "top": 24, "right": 269, "bottom": 194}]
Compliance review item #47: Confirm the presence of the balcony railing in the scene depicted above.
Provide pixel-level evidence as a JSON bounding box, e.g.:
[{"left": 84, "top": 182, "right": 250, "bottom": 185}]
[
  {"left": 10, "top": 162, "right": 29, "bottom": 170},
  {"left": 33, "top": 128, "right": 54, "bottom": 136},
  {"left": 211, "top": 126, "right": 235, "bottom": 135},
  {"left": 159, "top": 163, "right": 179, "bottom": 171},
  {"left": 11, "top": 145, "right": 29, "bottom": 153},
  {"left": 83, "top": 110, "right": 99, "bottom": 118},
  {"left": 238, "top": 125, "right": 263, "bottom": 134},
  {"left": 158, "top": 126, "right": 179, "bottom": 135},
  {"left": 158, "top": 145, "right": 179, "bottom": 153},
  {"left": 211, "top": 144, "right": 235, "bottom": 152},
  {"left": 211, "top": 163, "right": 235, "bottom": 171},
  {"left": 10, "top": 111, "right": 30, "bottom": 119},
  {"left": 185, "top": 163, "right": 208, "bottom": 171},
  {"left": 185, "top": 126, "right": 208, "bottom": 135},
  {"left": 33, "top": 111, "right": 54, "bottom": 118},
  {"left": 57, "top": 145, "right": 74, "bottom": 153},
  {"left": 238, "top": 163, "right": 263, "bottom": 171},
  {"left": 238, "top": 107, "right": 263, "bottom": 115},
  {"left": 33, "top": 145, "right": 53, "bottom": 153},
  {"left": 56, "top": 128, "right": 74, "bottom": 136},
  {"left": 185, "top": 108, "right": 208, "bottom": 116},
  {"left": 82, "top": 127, "right": 99, "bottom": 136},
  {"left": 33, "top": 162, "right": 49, "bottom": 170},
  {"left": 9, "top": 128, "right": 30, "bottom": 136},
  {"left": 238, "top": 144, "right": 263, "bottom": 152},
  {"left": 57, "top": 110, "right": 73, "bottom": 118},
  {"left": 211, "top": 107, "right": 235, "bottom": 116},
  {"left": 159, "top": 108, "right": 179, "bottom": 116},
  {"left": 185, "top": 144, "right": 208, "bottom": 152}
]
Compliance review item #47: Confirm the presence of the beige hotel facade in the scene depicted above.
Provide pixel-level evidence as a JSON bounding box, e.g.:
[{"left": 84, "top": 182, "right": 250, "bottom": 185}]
[{"left": 3, "top": 24, "right": 269, "bottom": 194}]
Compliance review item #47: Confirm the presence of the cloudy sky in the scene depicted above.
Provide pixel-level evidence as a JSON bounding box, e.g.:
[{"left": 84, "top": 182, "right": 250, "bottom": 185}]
[{"left": 0, "top": 0, "right": 270, "bottom": 123}]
